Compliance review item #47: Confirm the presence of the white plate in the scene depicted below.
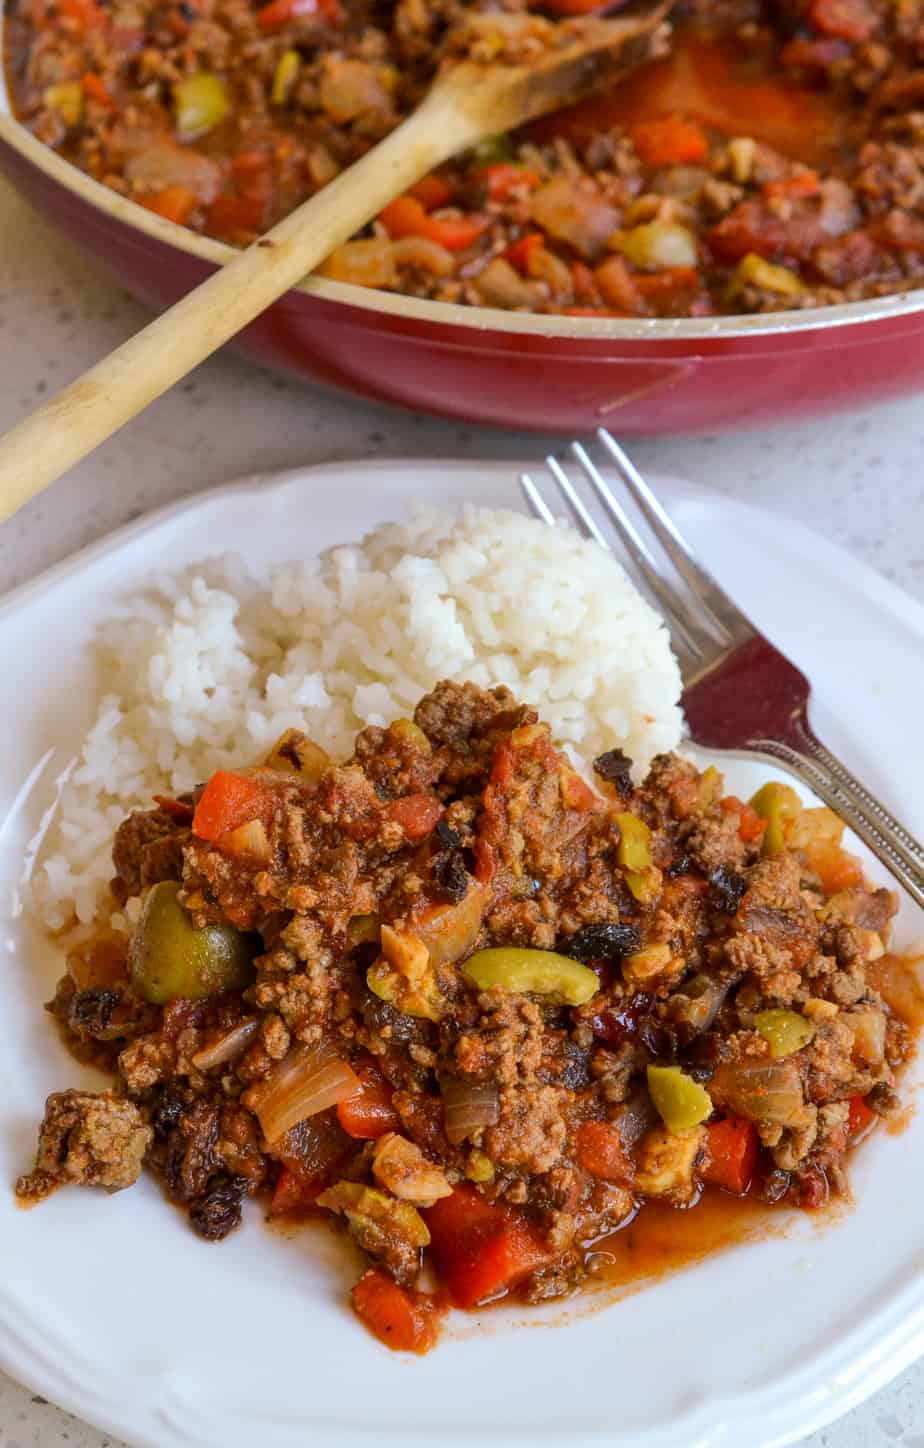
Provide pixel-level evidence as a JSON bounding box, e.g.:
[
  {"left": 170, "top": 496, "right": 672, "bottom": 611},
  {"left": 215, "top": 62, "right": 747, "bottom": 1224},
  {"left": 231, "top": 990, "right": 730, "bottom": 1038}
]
[{"left": 2, "top": 459, "right": 924, "bottom": 1448}]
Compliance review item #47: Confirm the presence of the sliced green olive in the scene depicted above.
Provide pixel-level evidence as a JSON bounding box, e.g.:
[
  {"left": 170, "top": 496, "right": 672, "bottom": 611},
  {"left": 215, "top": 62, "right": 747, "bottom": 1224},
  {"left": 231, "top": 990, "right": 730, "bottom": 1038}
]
[
  {"left": 615, "top": 812, "right": 652, "bottom": 872},
  {"left": 129, "top": 881, "right": 257, "bottom": 1004},
  {"left": 647, "top": 1064, "right": 713, "bottom": 1132},
  {"left": 749, "top": 782, "right": 803, "bottom": 856},
  {"left": 462, "top": 947, "right": 599, "bottom": 1006},
  {"left": 753, "top": 1008, "right": 815, "bottom": 1059}
]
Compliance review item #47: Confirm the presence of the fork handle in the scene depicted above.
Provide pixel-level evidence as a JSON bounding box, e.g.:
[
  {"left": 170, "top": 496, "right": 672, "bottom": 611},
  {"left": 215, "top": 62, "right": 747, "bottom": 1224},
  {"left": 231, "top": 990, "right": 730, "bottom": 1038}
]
[{"left": 753, "top": 727, "right": 924, "bottom": 913}]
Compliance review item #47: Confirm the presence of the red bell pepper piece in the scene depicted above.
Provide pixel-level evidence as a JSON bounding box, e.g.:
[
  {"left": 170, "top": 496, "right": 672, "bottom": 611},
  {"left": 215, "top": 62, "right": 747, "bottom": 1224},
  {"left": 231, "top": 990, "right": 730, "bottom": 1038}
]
[
  {"left": 474, "top": 163, "right": 541, "bottom": 201},
  {"left": 81, "top": 71, "right": 118, "bottom": 110},
  {"left": 575, "top": 1120, "right": 633, "bottom": 1183},
  {"left": 425, "top": 1185, "right": 552, "bottom": 1308},
  {"left": 192, "top": 770, "right": 274, "bottom": 842},
  {"left": 59, "top": 0, "right": 107, "bottom": 29},
  {"left": 408, "top": 174, "right": 456, "bottom": 210},
  {"left": 138, "top": 187, "right": 197, "bottom": 225},
  {"left": 505, "top": 232, "right": 544, "bottom": 273},
  {"left": 336, "top": 1065, "right": 400, "bottom": 1139},
  {"left": 721, "top": 795, "right": 768, "bottom": 844},
  {"left": 762, "top": 170, "right": 821, "bottom": 203},
  {"left": 257, "top": 0, "right": 338, "bottom": 30},
  {"left": 628, "top": 114, "right": 709, "bottom": 168},
  {"left": 378, "top": 196, "right": 488, "bottom": 252},
  {"left": 701, "top": 1116, "right": 759, "bottom": 1195},
  {"left": 383, "top": 793, "right": 443, "bottom": 841},
  {"left": 351, "top": 1268, "right": 441, "bottom": 1353}
]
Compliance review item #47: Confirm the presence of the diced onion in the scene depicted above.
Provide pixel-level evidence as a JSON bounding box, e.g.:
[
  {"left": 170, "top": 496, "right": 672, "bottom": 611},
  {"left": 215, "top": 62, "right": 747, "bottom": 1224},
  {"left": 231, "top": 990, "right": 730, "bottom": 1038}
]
[
  {"left": 192, "top": 1018, "right": 259, "bottom": 1071},
  {"left": 440, "top": 1076, "right": 500, "bottom": 1145},
  {"left": 710, "top": 1058, "right": 806, "bottom": 1127},
  {"left": 220, "top": 818, "right": 271, "bottom": 861},
  {"left": 615, "top": 1086, "right": 658, "bottom": 1148},
  {"left": 250, "top": 1043, "right": 360, "bottom": 1143}
]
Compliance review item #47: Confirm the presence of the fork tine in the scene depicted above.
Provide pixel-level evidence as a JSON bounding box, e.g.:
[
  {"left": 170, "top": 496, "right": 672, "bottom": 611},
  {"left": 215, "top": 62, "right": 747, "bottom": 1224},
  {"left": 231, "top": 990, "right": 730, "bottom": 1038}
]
[
  {"left": 518, "top": 471, "right": 556, "bottom": 527},
  {"left": 563, "top": 445, "right": 721, "bottom": 662},
  {"left": 596, "top": 427, "right": 751, "bottom": 642},
  {"left": 544, "top": 456, "right": 609, "bottom": 548},
  {"left": 527, "top": 458, "right": 706, "bottom": 668}
]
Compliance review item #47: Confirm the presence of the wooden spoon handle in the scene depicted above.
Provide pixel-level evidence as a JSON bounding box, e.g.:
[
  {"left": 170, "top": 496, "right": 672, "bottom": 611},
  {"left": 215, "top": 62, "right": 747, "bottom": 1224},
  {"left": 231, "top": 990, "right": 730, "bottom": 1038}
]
[{"left": 0, "top": 90, "right": 475, "bottom": 523}]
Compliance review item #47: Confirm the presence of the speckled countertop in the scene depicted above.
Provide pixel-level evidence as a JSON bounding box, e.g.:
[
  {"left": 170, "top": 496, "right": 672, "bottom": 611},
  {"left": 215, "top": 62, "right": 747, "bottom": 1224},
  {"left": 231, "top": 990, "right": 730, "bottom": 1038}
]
[{"left": 1, "top": 173, "right": 923, "bottom": 1448}]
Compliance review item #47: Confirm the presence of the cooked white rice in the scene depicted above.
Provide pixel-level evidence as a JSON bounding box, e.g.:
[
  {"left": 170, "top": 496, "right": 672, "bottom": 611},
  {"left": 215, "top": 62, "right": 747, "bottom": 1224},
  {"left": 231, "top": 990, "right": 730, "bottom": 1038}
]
[{"left": 27, "top": 505, "right": 683, "bottom": 930}]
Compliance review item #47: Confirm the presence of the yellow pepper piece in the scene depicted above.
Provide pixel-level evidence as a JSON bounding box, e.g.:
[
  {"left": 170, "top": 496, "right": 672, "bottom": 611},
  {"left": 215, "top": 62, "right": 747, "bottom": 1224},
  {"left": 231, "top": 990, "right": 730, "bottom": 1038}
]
[
  {"left": 625, "top": 864, "right": 662, "bottom": 905},
  {"left": 647, "top": 1064, "right": 713, "bottom": 1132},
  {"left": 44, "top": 82, "right": 84, "bottom": 127},
  {"left": 465, "top": 1151, "right": 495, "bottom": 1183},
  {"left": 754, "top": 1009, "right": 815, "bottom": 1059},
  {"left": 615, "top": 812, "right": 652, "bottom": 872},
  {"left": 732, "top": 252, "right": 806, "bottom": 298},
  {"left": 174, "top": 72, "right": 231, "bottom": 141},
  {"left": 271, "top": 49, "right": 300, "bottom": 106},
  {"left": 462, "top": 947, "right": 599, "bottom": 1006},
  {"left": 749, "top": 781, "right": 803, "bottom": 856}
]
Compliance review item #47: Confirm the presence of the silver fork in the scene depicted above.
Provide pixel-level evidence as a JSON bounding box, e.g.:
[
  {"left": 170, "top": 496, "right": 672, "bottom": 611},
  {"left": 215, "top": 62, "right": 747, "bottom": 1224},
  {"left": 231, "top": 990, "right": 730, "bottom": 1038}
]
[{"left": 521, "top": 427, "right": 924, "bottom": 912}]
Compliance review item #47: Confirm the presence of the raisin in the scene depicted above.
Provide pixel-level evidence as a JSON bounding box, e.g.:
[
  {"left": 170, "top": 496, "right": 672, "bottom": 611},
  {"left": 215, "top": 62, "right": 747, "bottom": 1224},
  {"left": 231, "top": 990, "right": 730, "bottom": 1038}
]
[
  {"left": 151, "top": 1087, "right": 186, "bottom": 1140},
  {"left": 436, "top": 819, "right": 461, "bottom": 849},
  {"left": 434, "top": 848, "right": 469, "bottom": 903},
  {"left": 593, "top": 748, "right": 633, "bottom": 796},
  {"left": 709, "top": 865, "right": 747, "bottom": 913},
  {"left": 666, "top": 855, "right": 693, "bottom": 879},
  {"left": 189, "top": 1174, "right": 247, "bottom": 1241},
  {"left": 560, "top": 922, "right": 641, "bottom": 961},
  {"left": 69, "top": 988, "right": 119, "bottom": 1036}
]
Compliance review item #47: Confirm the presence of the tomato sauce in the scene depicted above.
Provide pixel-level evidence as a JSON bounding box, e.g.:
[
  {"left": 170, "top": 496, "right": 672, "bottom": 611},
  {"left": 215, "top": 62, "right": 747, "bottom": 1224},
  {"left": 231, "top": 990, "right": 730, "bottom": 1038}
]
[{"left": 531, "top": 26, "right": 856, "bottom": 168}]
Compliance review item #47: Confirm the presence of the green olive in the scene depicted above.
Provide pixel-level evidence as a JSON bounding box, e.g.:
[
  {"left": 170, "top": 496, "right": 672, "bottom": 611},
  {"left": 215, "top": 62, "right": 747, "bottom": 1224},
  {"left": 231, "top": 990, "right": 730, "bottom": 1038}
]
[
  {"left": 462, "top": 947, "right": 599, "bottom": 1006},
  {"left": 647, "top": 1064, "right": 713, "bottom": 1132},
  {"left": 615, "top": 812, "right": 652, "bottom": 872},
  {"left": 129, "top": 881, "right": 257, "bottom": 1004},
  {"left": 753, "top": 1009, "right": 815, "bottom": 1059},
  {"left": 749, "top": 782, "right": 802, "bottom": 856}
]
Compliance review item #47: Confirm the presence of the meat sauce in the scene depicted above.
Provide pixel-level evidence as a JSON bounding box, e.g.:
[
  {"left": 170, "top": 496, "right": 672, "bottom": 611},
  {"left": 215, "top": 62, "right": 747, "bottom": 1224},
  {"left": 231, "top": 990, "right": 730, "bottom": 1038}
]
[
  {"left": 7, "top": 0, "right": 924, "bottom": 317},
  {"left": 14, "top": 682, "right": 923, "bottom": 1354}
]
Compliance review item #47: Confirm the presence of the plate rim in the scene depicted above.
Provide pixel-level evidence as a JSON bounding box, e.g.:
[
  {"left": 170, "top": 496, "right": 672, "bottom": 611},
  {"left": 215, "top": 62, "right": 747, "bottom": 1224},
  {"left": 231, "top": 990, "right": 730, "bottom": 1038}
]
[{"left": 3, "top": 455, "right": 924, "bottom": 1448}]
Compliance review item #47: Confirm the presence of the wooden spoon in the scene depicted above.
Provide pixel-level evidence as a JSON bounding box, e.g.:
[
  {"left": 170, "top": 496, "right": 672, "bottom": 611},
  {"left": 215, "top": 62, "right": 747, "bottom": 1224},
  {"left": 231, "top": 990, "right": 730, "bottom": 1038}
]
[{"left": 0, "top": 4, "right": 667, "bottom": 521}]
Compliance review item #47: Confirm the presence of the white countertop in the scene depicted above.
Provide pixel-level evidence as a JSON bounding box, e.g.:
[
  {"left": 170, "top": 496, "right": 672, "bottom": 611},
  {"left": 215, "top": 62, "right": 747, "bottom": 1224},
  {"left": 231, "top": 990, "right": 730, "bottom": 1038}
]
[{"left": 1, "top": 172, "right": 922, "bottom": 1448}]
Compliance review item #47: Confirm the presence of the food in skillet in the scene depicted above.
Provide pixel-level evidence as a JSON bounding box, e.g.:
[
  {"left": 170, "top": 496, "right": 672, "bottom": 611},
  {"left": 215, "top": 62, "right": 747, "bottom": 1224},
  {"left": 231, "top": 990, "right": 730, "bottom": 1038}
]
[
  {"left": 5, "top": 0, "right": 924, "bottom": 318},
  {"left": 16, "top": 679, "right": 917, "bottom": 1353}
]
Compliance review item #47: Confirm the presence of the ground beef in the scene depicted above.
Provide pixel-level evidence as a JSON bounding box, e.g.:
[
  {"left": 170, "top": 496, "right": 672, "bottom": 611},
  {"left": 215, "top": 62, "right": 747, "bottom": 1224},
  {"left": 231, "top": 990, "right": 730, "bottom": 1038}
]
[
  {"left": 16, "top": 1090, "right": 152, "bottom": 1197},
  {"left": 111, "top": 807, "right": 187, "bottom": 902}
]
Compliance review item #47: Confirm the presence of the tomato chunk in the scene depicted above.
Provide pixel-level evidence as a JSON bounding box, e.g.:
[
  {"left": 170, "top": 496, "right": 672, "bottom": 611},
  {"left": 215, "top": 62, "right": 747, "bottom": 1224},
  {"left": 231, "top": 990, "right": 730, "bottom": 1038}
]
[
  {"left": 701, "top": 1116, "right": 759, "bottom": 1195},
  {"left": 384, "top": 793, "right": 443, "bottom": 840},
  {"left": 351, "top": 1268, "right": 441, "bottom": 1353},
  {"left": 425, "top": 1185, "right": 552, "bottom": 1308},
  {"left": 629, "top": 114, "right": 709, "bottom": 167},
  {"left": 847, "top": 1094, "right": 876, "bottom": 1140},
  {"left": 269, "top": 1165, "right": 326, "bottom": 1216},
  {"left": 721, "top": 795, "right": 768, "bottom": 844},
  {"left": 575, "top": 1120, "right": 633, "bottom": 1183},
  {"left": 192, "top": 770, "right": 275, "bottom": 842},
  {"left": 337, "top": 1065, "right": 400, "bottom": 1139}
]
